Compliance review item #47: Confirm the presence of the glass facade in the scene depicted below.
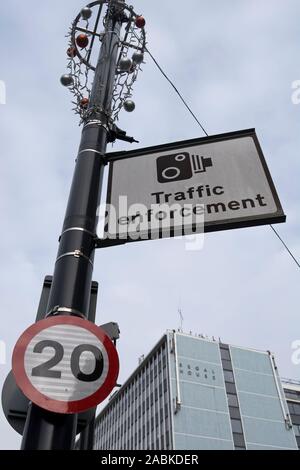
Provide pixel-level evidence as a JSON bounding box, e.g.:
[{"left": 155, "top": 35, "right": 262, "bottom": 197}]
[
  {"left": 283, "top": 382, "right": 300, "bottom": 449},
  {"left": 93, "top": 331, "right": 299, "bottom": 451},
  {"left": 220, "top": 343, "right": 246, "bottom": 449},
  {"left": 169, "top": 334, "right": 234, "bottom": 450},
  {"left": 229, "top": 347, "right": 297, "bottom": 450},
  {"left": 94, "top": 336, "right": 172, "bottom": 450}
]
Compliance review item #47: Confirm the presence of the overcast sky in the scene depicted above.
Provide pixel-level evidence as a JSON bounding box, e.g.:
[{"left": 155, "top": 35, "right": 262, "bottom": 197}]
[{"left": 0, "top": 0, "right": 299, "bottom": 449}]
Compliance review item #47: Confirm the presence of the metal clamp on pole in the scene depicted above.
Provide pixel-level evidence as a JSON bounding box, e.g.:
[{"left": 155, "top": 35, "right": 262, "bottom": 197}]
[
  {"left": 55, "top": 250, "right": 94, "bottom": 267},
  {"left": 45, "top": 305, "right": 86, "bottom": 319},
  {"left": 77, "top": 148, "right": 108, "bottom": 166}
]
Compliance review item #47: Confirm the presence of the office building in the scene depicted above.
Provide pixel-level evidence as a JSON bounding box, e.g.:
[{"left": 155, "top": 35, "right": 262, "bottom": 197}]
[
  {"left": 93, "top": 331, "right": 299, "bottom": 450},
  {"left": 282, "top": 379, "right": 300, "bottom": 449}
]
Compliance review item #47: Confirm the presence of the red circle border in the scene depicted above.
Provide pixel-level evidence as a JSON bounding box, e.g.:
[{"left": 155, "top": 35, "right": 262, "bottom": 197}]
[{"left": 12, "top": 316, "right": 119, "bottom": 414}]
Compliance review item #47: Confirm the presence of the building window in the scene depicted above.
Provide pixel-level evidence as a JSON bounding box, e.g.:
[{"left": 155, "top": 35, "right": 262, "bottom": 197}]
[
  {"left": 293, "top": 424, "right": 300, "bottom": 437},
  {"left": 229, "top": 406, "right": 241, "bottom": 420},
  {"left": 225, "top": 382, "right": 237, "bottom": 394},
  {"left": 227, "top": 394, "right": 238, "bottom": 407},
  {"left": 285, "top": 389, "right": 300, "bottom": 400},
  {"left": 224, "top": 370, "right": 234, "bottom": 383},
  {"left": 231, "top": 419, "right": 243, "bottom": 434},
  {"left": 233, "top": 432, "right": 245, "bottom": 448},
  {"left": 293, "top": 403, "right": 300, "bottom": 415},
  {"left": 220, "top": 348, "right": 231, "bottom": 361},
  {"left": 222, "top": 359, "right": 233, "bottom": 371},
  {"left": 288, "top": 402, "right": 300, "bottom": 415}
]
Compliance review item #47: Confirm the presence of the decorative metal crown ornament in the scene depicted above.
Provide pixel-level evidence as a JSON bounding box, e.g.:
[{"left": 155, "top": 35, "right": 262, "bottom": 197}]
[{"left": 60, "top": 0, "right": 146, "bottom": 124}]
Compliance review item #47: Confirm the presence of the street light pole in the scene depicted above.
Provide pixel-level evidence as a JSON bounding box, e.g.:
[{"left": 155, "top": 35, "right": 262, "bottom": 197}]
[{"left": 21, "top": 1, "right": 124, "bottom": 450}]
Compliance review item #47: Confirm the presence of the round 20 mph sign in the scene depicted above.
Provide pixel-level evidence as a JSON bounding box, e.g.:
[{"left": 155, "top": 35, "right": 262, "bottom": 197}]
[{"left": 12, "top": 316, "right": 119, "bottom": 414}]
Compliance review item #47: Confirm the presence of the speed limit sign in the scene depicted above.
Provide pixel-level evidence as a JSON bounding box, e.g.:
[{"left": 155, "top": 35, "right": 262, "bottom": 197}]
[{"left": 12, "top": 316, "right": 119, "bottom": 414}]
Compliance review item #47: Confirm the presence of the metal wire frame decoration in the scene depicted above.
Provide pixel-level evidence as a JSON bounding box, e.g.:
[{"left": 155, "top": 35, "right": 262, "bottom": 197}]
[{"left": 60, "top": 0, "right": 146, "bottom": 125}]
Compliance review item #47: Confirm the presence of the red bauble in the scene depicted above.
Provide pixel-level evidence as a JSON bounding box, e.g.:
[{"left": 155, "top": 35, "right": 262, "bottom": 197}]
[
  {"left": 135, "top": 16, "right": 146, "bottom": 28},
  {"left": 76, "top": 34, "right": 89, "bottom": 49},
  {"left": 67, "top": 46, "right": 77, "bottom": 58},
  {"left": 80, "top": 98, "right": 89, "bottom": 108}
]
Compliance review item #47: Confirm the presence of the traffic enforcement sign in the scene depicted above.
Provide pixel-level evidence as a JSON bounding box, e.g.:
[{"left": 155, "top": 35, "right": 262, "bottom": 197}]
[
  {"left": 103, "top": 129, "right": 285, "bottom": 244},
  {"left": 12, "top": 316, "right": 119, "bottom": 414}
]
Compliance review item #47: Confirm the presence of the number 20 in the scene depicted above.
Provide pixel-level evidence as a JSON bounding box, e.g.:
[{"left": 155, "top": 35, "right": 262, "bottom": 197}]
[{"left": 31, "top": 340, "right": 104, "bottom": 382}]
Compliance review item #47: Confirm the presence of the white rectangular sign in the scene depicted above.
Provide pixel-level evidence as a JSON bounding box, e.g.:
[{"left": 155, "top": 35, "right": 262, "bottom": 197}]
[{"left": 103, "top": 129, "right": 285, "bottom": 244}]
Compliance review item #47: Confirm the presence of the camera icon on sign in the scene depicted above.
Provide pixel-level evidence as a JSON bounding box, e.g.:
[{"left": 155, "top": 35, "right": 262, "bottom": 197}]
[{"left": 156, "top": 152, "right": 213, "bottom": 184}]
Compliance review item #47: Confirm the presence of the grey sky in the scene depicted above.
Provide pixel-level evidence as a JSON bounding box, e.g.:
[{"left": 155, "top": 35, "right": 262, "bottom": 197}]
[{"left": 0, "top": 0, "right": 299, "bottom": 449}]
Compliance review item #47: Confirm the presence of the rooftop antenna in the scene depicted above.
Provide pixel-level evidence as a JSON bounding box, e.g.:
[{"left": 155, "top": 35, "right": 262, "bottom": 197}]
[{"left": 178, "top": 294, "right": 184, "bottom": 332}]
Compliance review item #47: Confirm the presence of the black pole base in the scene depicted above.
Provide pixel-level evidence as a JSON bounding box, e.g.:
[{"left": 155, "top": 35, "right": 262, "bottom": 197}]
[{"left": 21, "top": 403, "right": 77, "bottom": 450}]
